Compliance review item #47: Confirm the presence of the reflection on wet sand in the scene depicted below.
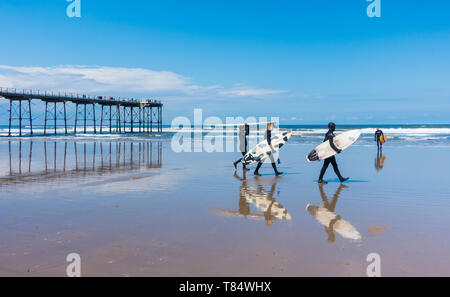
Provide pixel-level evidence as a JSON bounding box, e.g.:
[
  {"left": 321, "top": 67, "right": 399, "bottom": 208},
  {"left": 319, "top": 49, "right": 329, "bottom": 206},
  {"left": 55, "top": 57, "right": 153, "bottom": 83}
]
[
  {"left": 375, "top": 150, "right": 387, "bottom": 172},
  {"left": 306, "top": 184, "right": 361, "bottom": 242},
  {"left": 0, "top": 140, "right": 162, "bottom": 188},
  {"left": 218, "top": 171, "right": 291, "bottom": 227}
]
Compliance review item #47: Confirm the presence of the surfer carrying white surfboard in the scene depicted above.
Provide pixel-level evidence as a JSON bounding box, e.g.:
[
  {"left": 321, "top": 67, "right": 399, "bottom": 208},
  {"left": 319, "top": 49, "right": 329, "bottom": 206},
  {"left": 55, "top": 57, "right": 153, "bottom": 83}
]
[
  {"left": 254, "top": 123, "right": 283, "bottom": 176},
  {"left": 318, "top": 123, "right": 349, "bottom": 184},
  {"left": 233, "top": 124, "right": 250, "bottom": 171}
]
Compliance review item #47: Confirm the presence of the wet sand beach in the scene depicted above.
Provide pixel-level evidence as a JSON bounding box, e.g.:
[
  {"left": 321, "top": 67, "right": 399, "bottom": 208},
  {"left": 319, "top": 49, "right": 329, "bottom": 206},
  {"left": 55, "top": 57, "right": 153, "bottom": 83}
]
[{"left": 1, "top": 137, "right": 450, "bottom": 276}]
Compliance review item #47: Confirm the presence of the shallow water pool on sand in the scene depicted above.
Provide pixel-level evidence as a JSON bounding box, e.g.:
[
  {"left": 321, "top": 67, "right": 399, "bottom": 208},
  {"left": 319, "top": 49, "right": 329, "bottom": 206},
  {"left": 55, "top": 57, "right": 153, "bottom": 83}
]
[{"left": 0, "top": 138, "right": 449, "bottom": 276}]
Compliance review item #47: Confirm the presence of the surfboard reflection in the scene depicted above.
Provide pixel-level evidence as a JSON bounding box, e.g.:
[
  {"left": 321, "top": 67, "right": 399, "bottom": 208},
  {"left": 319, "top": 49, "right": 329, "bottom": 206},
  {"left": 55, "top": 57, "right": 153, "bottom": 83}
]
[
  {"left": 218, "top": 172, "right": 292, "bottom": 227},
  {"left": 306, "top": 183, "right": 361, "bottom": 243},
  {"left": 375, "top": 150, "right": 387, "bottom": 172}
]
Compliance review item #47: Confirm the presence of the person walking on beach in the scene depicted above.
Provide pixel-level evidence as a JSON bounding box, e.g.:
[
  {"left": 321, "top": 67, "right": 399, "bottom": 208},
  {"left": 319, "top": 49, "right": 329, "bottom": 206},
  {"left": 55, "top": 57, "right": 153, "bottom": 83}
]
[
  {"left": 233, "top": 124, "right": 250, "bottom": 171},
  {"left": 318, "top": 122, "right": 349, "bottom": 184},
  {"left": 254, "top": 123, "right": 283, "bottom": 176},
  {"left": 375, "top": 128, "right": 385, "bottom": 151}
]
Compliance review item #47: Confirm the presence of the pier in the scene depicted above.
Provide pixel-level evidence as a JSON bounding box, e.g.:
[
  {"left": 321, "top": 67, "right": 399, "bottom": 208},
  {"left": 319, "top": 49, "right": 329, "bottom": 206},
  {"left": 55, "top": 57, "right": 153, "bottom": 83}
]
[{"left": 0, "top": 87, "right": 163, "bottom": 136}]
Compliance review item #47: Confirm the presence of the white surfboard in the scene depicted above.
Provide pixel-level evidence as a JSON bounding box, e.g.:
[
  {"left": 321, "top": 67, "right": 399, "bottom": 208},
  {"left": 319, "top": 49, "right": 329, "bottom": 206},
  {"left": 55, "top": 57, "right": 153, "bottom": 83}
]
[
  {"left": 307, "top": 130, "right": 360, "bottom": 162},
  {"left": 306, "top": 204, "right": 361, "bottom": 240},
  {"left": 242, "top": 131, "right": 292, "bottom": 166}
]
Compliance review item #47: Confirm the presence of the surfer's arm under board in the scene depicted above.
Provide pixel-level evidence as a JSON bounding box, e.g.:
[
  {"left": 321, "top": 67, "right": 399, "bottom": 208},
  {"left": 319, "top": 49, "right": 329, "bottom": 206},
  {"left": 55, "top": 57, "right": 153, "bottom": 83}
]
[
  {"left": 266, "top": 130, "right": 276, "bottom": 151},
  {"left": 266, "top": 130, "right": 272, "bottom": 145},
  {"left": 327, "top": 134, "right": 341, "bottom": 154}
]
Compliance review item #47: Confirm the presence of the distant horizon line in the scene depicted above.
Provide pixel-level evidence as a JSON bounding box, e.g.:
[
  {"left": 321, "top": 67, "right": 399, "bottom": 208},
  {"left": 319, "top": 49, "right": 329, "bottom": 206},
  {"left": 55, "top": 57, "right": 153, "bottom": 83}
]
[{"left": 1, "top": 123, "right": 450, "bottom": 127}]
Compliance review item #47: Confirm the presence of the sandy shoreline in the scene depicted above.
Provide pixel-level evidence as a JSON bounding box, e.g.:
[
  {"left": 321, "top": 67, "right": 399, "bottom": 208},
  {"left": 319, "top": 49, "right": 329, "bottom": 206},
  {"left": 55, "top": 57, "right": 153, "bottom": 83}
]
[{"left": 1, "top": 138, "right": 450, "bottom": 276}]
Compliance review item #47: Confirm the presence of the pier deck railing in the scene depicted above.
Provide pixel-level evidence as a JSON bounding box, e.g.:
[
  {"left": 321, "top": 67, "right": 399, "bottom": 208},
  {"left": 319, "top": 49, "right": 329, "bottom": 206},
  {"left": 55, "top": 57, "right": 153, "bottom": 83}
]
[
  {"left": 0, "top": 87, "right": 163, "bottom": 136},
  {"left": 0, "top": 87, "right": 162, "bottom": 106}
]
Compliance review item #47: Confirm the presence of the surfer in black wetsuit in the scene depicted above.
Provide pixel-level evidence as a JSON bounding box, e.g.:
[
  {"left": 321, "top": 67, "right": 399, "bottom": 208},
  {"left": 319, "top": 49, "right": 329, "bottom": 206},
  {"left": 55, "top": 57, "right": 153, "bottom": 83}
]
[
  {"left": 375, "top": 128, "right": 384, "bottom": 151},
  {"left": 234, "top": 124, "right": 250, "bottom": 171},
  {"left": 318, "top": 122, "right": 349, "bottom": 184},
  {"left": 254, "top": 123, "right": 283, "bottom": 176}
]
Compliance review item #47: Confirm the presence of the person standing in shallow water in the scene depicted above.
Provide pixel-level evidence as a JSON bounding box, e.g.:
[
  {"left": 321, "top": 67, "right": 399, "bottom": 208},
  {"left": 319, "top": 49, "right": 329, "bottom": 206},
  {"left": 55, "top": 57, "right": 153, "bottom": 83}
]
[
  {"left": 254, "top": 123, "right": 283, "bottom": 176},
  {"left": 374, "top": 127, "right": 385, "bottom": 151},
  {"left": 318, "top": 122, "right": 349, "bottom": 184},
  {"left": 233, "top": 124, "right": 250, "bottom": 171}
]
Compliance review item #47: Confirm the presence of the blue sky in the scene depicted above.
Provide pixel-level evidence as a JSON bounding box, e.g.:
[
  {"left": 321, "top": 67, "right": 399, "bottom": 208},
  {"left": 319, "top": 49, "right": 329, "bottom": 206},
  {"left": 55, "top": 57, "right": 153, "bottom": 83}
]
[{"left": 0, "top": 0, "right": 449, "bottom": 124}]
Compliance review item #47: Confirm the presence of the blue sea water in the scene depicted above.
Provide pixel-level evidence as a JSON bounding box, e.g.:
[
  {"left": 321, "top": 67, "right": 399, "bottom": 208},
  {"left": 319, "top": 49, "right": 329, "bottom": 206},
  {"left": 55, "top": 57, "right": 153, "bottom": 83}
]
[{"left": 2, "top": 124, "right": 449, "bottom": 146}]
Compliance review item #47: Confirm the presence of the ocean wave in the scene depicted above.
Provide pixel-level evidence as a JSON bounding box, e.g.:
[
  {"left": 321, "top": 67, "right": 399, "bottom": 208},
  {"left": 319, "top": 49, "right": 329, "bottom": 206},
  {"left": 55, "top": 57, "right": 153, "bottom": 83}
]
[{"left": 2, "top": 125, "right": 450, "bottom": 146}]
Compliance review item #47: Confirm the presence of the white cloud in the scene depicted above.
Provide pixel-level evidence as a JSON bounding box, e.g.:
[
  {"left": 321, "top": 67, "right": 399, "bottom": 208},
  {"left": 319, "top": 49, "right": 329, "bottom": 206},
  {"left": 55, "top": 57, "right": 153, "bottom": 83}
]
[
  {"left": 0, "top": 65, "right": 286, "bottom": 99},
  {"left": 218, "top": 86, "right": 286, "bottom": 97},
  {"left": 0, "top": 65, "right": 190, "bottom": 94}
]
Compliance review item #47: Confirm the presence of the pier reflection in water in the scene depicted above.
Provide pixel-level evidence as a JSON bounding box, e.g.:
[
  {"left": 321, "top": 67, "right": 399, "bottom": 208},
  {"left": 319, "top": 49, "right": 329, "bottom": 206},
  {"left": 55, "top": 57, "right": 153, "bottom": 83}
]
[
  {"left": 1, "top": 140, "right": 162, "bottom": 187},
  {"left": 218, "top": 171, "right": 292, "bottom": 227},
  {"left": 306, "top": 184, "right": 361, "bottom": 243}
]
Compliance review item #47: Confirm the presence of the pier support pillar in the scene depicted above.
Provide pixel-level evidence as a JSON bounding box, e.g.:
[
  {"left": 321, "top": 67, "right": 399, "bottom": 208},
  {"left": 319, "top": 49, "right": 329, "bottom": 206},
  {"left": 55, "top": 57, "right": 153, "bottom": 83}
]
[
  {"left": 64, "top": 102, "right": 67, "bottom": 135},
  {"left": 131, "top": 107, "right": 134, "bottom": 133},
  {"left": 44, "top": 101, "right": 48, "bottom": 135},
  {"left": 74, "top": 103, "right": 78, "bottom": 134},
  {"left": 150, "top": 107, "right": 153, "bottom": 133},
  {"left": 93, "top": 104, "right": 97, "bottom": 134},
  {"left": 19, "top": 100, "right": 22, "bottom": 136},
  {"left": 117, "top": 105, "right": 121, "bottom": 133},
  {"left": 148, "top": 107, "right": 151, "bottom": 133},
  {"left": 109, "top": 105, "right": 112, "bottom": 134},
  {"left": 54, "top": 102, "right": 57, "bottom": 135},
  {"left": 29, "top": 99, "right": 33, "bottom": 136},
  {"left": 8, "top": 100, "right": 12, "bottom": 136},
  {"left": 84, "top": 104, "right": 87, "bottom": 134},
  {"left": 100, "top": 105, "right": 104, "bottom": 134},
  {"left": 158, "top": 106, "right": 162, "bottom": 133},
  {"left": 123, "top": 106, "right": 127, "bottom": 133},
  {"left": 139, "top": 107, "right": 142, "bottom": 133}
]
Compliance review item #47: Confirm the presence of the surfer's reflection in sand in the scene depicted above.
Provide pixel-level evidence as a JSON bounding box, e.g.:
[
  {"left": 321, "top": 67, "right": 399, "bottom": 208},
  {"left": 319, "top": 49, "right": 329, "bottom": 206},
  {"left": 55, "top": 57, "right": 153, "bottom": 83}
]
[
  {"left": 375, "top": 150, "right": 387, "bottom": 172},
  {"left": 217, "top": 171, "right": 292, "bottom": 227},
  {"left": 306, "top": 184, "right": 361, "bottom": 243}
]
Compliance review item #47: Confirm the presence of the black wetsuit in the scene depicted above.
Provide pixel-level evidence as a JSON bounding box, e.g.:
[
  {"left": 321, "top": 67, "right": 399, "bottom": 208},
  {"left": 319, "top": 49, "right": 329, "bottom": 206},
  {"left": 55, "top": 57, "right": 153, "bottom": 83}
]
[
  {"left": 375, "top": 130, "right": 384, "bottom": 149},
  {"left": 234, "top": 124, "right": 250, "bottom": 169},
  {"left": 241, "top": 124, "right": 249, "bottom": 157},
  {"left": 254, "top": 129, "right": 282, "bottom": 175},
  {"left": 266, "top": 129, "right": 272, "bottom": 146},
  {"left": 318, "top": 130, "right": 344, "bottom": 181}
]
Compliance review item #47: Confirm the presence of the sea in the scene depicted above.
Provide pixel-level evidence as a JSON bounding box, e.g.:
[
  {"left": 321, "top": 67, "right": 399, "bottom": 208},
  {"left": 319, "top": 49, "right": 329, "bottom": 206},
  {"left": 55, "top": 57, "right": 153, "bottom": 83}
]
[{"left": 1, "top": 124, "right": 450, "bottom": 146}]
